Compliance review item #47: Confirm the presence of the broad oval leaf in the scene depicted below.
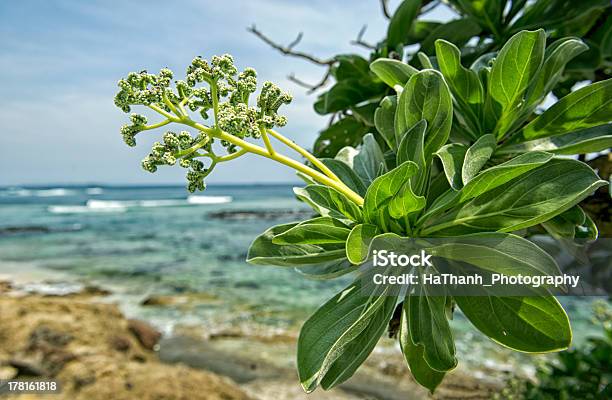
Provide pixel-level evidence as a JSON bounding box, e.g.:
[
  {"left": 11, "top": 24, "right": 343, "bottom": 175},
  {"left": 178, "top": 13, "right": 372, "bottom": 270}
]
[
  {"left": 397, "top": 119, "right": 427, "bottom": 167},
  {"left": 423, "top": 158, "right": 607, "bottom": 235},
  {"left": 500, "top": 124, "right": 612, "bottom": 155},
  {"left": 426, "top": 232, "right": 562, "bottom": 277},
  {"left": 397, "top": 119, "right": 428, "bottom": 193},
  {"left": 461, "top": 133, "right": 496, "bottom": 185},
  {"left": 321, "top": 158, "right": 368, "bottom": 197},
  {"left": 435, "top": 143, "right": 467, "bottom": 190},
  {"left": 418, "top": 18, "right": 482, "bottom": 54},
  {"left": 297, "top": 280, "right": 396, "bottom": 392},
  {"left": 396, "top": 70, "right": 453, "bottom": 157},
  {"left": 399, "top": 304, "right": 445, "bottom": 393},
  {"left": 421, "top": 151, "right": 554, "bottom": 223},
  {"left": 455, "top": 293, "right": 571, "bottom": 353},
  {"left": 294, "top": 185, "right": 363, "bottom": 222},
  {"left": 354, "top": 133, "right": 386, "bottom": 187},
  {"left": 272, "top": 217, "right": 351, "bottom": 245},
  {"left": 374, "top": 96, "right": 398, "bottom": 150},
  {"left": 364, "top": 161, "right": 425, "bottom": 226},
  {"left": 489, "top": 29, "right": 546, "bottom": 110},
  {"left": 247, "top": 223, "right": 346, "bottom": 266},
  {"left": 295, "top": 258, "right": 357, "bottom": 280},
  {"left": 435, "top": 39, "right": 484, "bottom": 128},
  {"left": 313, "top": 116, "right": 369, "bottom": 158},
  {"left": 525, "top": 37, "right": 588, "bottom": 107},
  {"left": 521, "top": 78, "right": 612, "bottom": 140},
  {"left": 406, "top": 286, "right": 457, "bottom": 372},
  {"left": 346, "top": 223, "right": 379, "bottom": 265},
  {"left": 370, "top": 59, "right": 418, "bottom": 90},
  {"left": 386, "top": 0, "right": 421, "bottom": 49}
]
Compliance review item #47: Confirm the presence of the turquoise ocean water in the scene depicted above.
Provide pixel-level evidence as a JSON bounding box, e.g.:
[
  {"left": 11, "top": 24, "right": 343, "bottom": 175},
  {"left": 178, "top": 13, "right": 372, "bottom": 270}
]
[{"left": 0, "top": 184, "right": 602, "bottom": 368}]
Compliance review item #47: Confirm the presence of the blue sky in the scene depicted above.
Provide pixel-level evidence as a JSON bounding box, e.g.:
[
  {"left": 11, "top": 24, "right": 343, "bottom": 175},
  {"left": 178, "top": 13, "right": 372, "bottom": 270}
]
[{"left": 0, "top": 1, "right": 451, "bottom": 186}]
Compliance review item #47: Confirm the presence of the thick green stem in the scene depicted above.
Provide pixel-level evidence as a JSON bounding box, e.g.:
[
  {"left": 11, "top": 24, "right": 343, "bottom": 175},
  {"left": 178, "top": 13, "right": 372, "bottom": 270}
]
[
  {"left": 180, "top": 120, "right": 364, "bottom": 206},
  {"left": 267, "top": 129, "right": 339, "bottom": 182}
]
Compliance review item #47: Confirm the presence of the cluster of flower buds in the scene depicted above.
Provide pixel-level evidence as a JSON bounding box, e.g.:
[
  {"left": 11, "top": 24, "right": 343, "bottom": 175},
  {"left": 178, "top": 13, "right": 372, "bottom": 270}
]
[
  {"left": 120, "top": 114, "right": 148, "bottom": 147},
  {"left": 114, "top": 69, "right": 174, "bottom": 113},
  {"left": 140, "top": 130, "right": 212, "bottom": 191},
  {"left": 114, "top": 54, "right": 293, "bottom": 192}
]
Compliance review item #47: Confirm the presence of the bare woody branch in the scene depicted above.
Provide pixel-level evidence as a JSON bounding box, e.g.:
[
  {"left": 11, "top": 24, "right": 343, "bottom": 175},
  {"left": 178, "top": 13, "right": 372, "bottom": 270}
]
[
  {"left": 288, "top": 68, "right": 332, "bottom": 94},
  {"left": 350, "top": 25, "right": 376, "bottom": 50},
  {"left": 380, "top": 0, "right": 391, "bottom": 19},
  {"left": 247, "top": 25, "right": 334, "bottom": 66},
  {"left": 248, "top": 24, "right": 335, "bottom": 93}
]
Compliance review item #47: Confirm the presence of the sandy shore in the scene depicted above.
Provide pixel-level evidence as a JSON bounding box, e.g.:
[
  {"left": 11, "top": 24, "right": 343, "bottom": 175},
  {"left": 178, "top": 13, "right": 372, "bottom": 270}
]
[{"left": 0, "top": 280, "right": 506, "bottom": 400}]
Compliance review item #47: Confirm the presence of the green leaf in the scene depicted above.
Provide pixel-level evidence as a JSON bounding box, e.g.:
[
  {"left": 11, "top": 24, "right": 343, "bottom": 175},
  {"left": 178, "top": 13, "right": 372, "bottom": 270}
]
[
  {"left": 350, "top": 101, "right": 378, "bottom": 127},
  {"left": 334, "top": 54, "right": 371, "bottom": 80},
  {"left": 418, "top": 18, "right": 482, "bottom": 54},
  {"left": 397, "top": 119, "right": 428, "bottom": 193},
  {"left": 346, "top": 223, "right": 379, "bottom": 265},
  {"left": 313, "top": 116, "right": 370, "bottom": 158},
  {"left": 396, "top": 70, "right": 453, "bottom": 157},
  {"left": 525, "top": 37, "right": 588, "bottom": 107},
  {"left": 387, "top": 0, "right": 422, "bottom": 49},
  {"left": 406, "top": 284, "right": 457, "bottom": 371},
  {"left": 435, "top": 143, "right": 467, "bottom": 190},
  {"left": 405, "top": 21, "right": 442, "bottom": 45},
  {"left": 294, "top": 185, "right": 362, "bottom": 222},
  {"left": 399, "top": 304, "right": 445, "bottom": 393},
  {"left": 314, "top": 79, "right": 383, "bottom": 115},
  {"left": 370, "top": 59, "right": 418, "bottom": 90},
  {"left": 521, "top": 79, "right": 612, "bottom": 140},
  {"left": 423, "top": 158, "right": 607, "bottom": 235},
  {"left": 417, "top": 52, "right": 433, "bottom": 69},
  {"left": 297, "top": 280, "right": 396, "bottom": 392},
  {"left": 422, "top": 151, "right": 554, "bottom": 223},
  {"left": 489, "top": 29, "right": 546, "bottom": 135},
  {"left": 449, "top": 0, "right": 504, "bottom": 32},
  {"left": 374, "top": 96, "right": 398, "bottom": 150},
  {"left": 461, "top": 134, "right": 496, "bottom": 185},
  {"left": 272, "top": 217, "right": 351, "bottom": 245},
  {"left": 364, "top": 161, "right": 425, "bottom": 226},
  {"left": 321, "top": 158, "right": 367, "bottom": 197},
  {"left": 247, "top": 223, "right": 346, "bottom": 266},
  {"left": 435, "top": 39, "right": 484, "bottom": 131},
  {"left": 295, "top": 258, "right": 357, "bottom": 280},
  {"left": 455, "top": 293, "right": 571, "bottom": 352},
  {"left": 427, "top": 232, "right": 562, "bottom": 277},
  {"left": 500, "top": 125, "right": 612, "bottom": 155},
  {"left": 354, "top": 133, "right": 386, "bottom": 187}
]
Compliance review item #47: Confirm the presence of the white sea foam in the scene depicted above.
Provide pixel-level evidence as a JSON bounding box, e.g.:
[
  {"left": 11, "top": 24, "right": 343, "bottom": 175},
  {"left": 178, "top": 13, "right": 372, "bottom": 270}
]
[
  {"left": 187, "top": 195, "right": 233, "bottom": 204},
  {"left": 47, "top": 195, "right": 232, "bottom": 214},
  {"left": 86, "top": 187, "right": 104, "bottom": 195},
  {"left": 139, "top": 199, "right": 186, "bottom": 207},
  {"left": 4, "top": 188, "right": 76, "bottom": 197}
]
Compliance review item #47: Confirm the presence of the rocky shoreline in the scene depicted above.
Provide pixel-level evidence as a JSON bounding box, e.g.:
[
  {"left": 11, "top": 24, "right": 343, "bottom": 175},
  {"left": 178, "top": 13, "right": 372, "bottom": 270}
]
[{"left": 0, "top": 280, "right": 506, "bottom": 399}]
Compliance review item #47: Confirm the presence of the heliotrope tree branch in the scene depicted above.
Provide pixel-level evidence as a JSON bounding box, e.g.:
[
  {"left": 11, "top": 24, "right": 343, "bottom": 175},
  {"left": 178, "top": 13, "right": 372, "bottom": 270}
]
[
  {"left": 380, "top": 0, "right": 391, "bottom": 19},
  {"left": 350, "top": 25, "right": 376, "bottom": 50},
  {"left": 248, "top": 24, "right": 335, "bottom": 93},
  {"left": 114, "top": 54, "right": 363, "bottom": 206}
]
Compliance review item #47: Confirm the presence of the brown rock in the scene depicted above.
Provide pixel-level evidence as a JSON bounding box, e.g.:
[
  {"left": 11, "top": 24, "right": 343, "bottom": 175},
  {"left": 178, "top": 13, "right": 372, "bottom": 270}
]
[
  {"left": 127, "top": 319, "right": 161, "bottom": 350},
  {"left": 0, "top": 293, "right": 252, "bottom": 400},
  {"left": 109, "top": 335, "right": 132, "bottom": 352}
]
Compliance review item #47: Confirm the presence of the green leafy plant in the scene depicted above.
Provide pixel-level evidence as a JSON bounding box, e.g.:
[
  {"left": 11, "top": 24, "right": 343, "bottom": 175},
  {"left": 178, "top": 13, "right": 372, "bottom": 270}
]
[
  {"left": 114, "top": 31, "right": 608, "bottom": 392},
  {"left": 288, "top": 0, "right": 611, "bottom": 159}
]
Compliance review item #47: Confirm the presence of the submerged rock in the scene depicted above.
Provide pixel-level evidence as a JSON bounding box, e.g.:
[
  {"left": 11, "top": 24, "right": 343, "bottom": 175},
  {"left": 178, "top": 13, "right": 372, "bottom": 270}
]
[{"left": 207, "top": 209, "right": 312, "bottom": 221}]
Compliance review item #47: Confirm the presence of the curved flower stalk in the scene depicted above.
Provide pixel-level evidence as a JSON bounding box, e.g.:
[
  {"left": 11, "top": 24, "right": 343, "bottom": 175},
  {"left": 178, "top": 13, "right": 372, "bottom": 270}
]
[{"left": 114, "top": 54, "right": 364, "bottom": 205}]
